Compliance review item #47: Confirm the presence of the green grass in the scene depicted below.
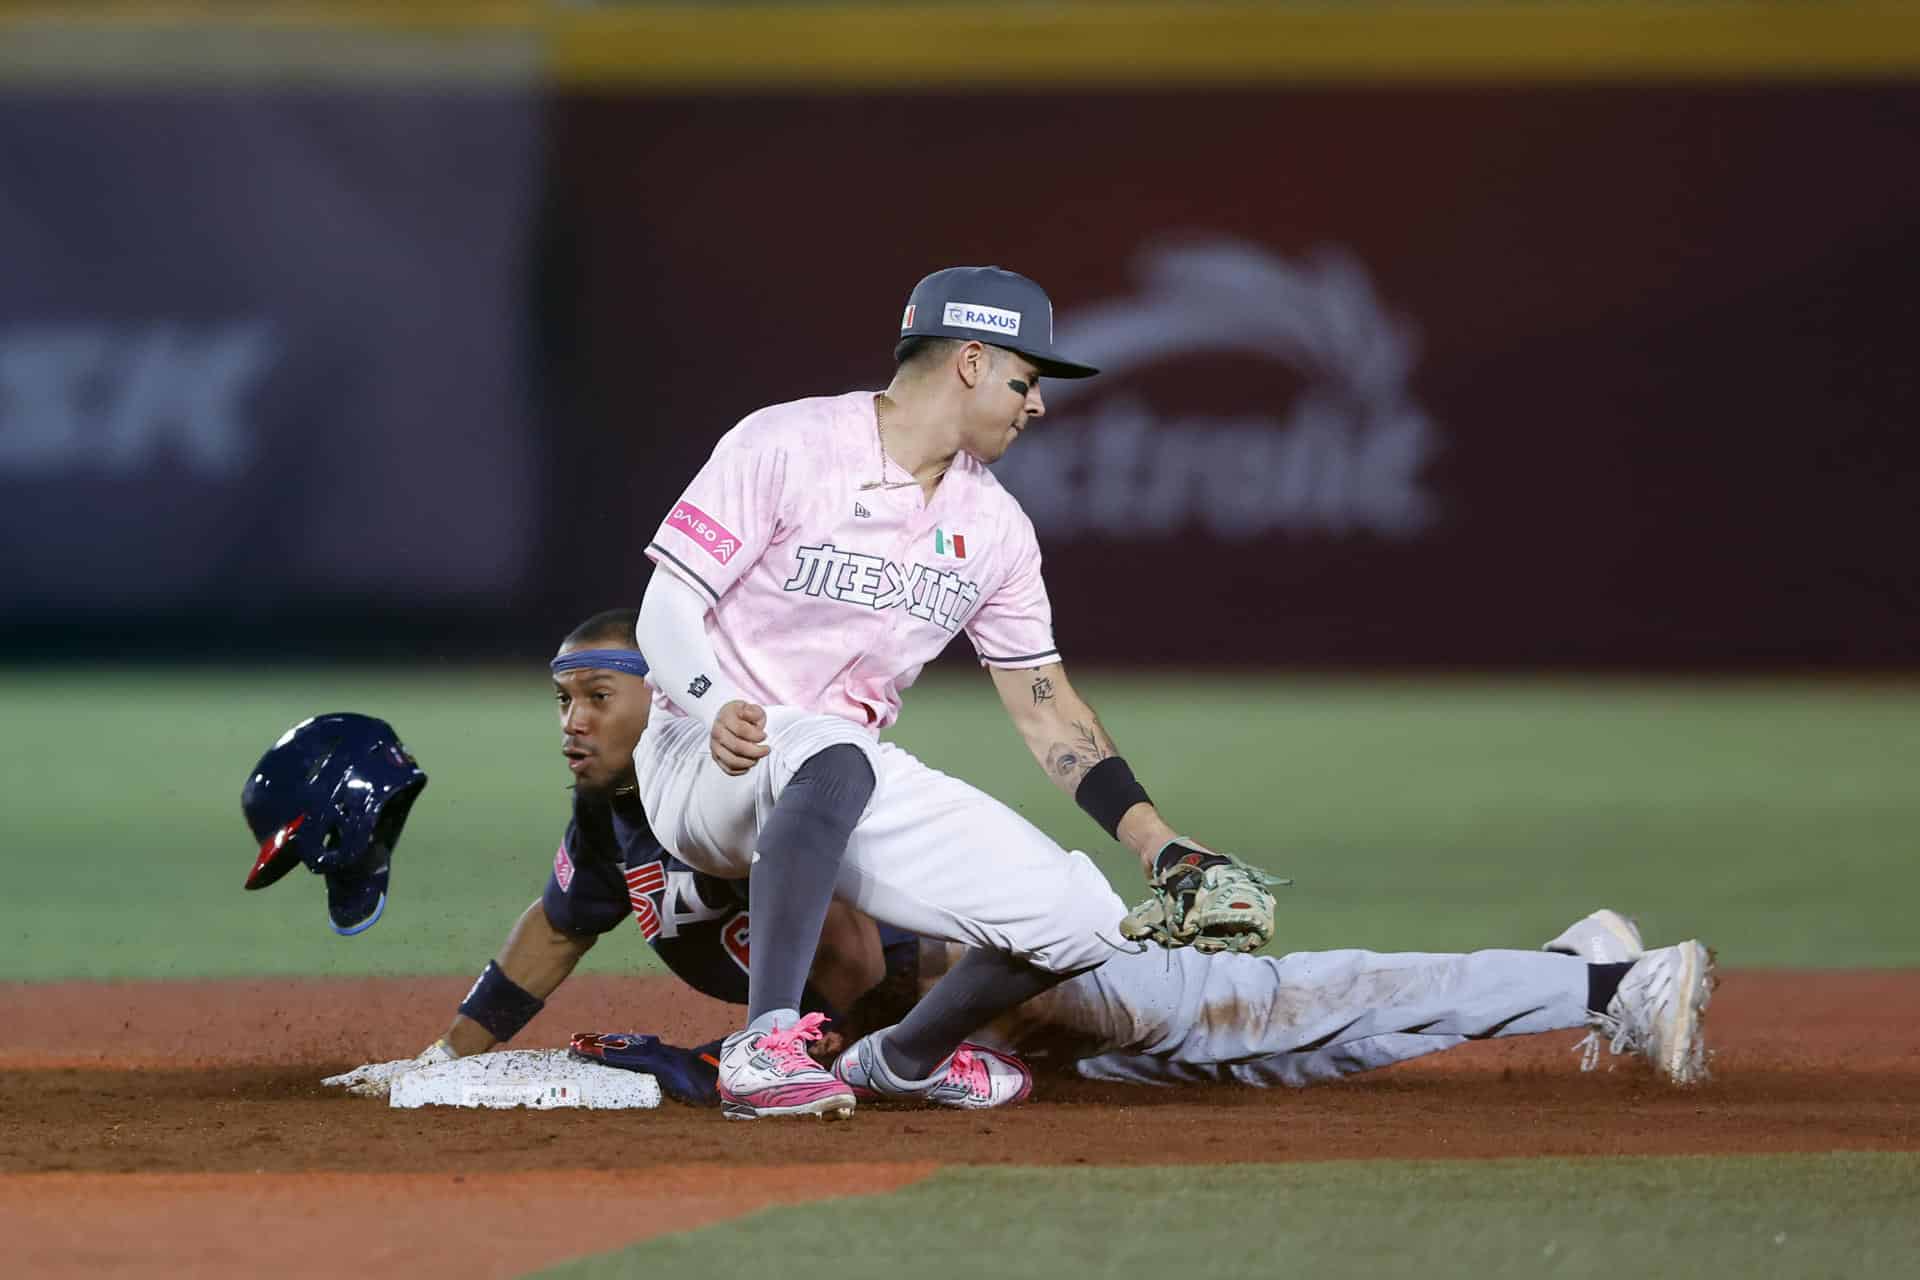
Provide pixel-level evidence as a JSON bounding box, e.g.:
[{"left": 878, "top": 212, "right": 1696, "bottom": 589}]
[
  {"left": 542, "top": 1153, "right": 1920, "bottom": 1279},
  {"left": 3, "top": 668, "right": 1916, "bottom": 980}
]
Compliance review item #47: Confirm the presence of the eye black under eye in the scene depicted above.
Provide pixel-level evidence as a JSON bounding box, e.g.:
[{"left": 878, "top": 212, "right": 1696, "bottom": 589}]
[{"left": 1007, "top": 378, "right": 1030, "bottom": 395}]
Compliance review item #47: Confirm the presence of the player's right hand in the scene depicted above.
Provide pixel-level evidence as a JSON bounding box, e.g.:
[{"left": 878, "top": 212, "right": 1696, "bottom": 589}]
[{"left": 711, "top": 700, "right": 770, "bottom": 775}]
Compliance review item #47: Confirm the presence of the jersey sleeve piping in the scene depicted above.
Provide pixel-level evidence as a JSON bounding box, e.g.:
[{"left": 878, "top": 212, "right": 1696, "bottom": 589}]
[
  {"left": 644, "top": 541, "right": 722, "bottom": 606},
  {"left": 975, "top": 647, "right": 1061, "bottom": 667}
]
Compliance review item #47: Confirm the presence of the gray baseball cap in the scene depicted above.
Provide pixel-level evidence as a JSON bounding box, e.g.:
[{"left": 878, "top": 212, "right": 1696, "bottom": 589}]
[{"left": 894, "top": 265, "right": 1099, "bottom": 380}]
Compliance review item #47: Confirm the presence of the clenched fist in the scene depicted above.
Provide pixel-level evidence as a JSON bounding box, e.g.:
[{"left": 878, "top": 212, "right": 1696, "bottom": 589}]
[{"left": 711, "top": 700, "right": 770, "bottom": 775}]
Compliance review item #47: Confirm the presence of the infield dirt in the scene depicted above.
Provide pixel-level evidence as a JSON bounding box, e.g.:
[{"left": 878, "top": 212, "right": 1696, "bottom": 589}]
[{"left": 3, "top": 970, "right": 1917, "bottom": 1276}]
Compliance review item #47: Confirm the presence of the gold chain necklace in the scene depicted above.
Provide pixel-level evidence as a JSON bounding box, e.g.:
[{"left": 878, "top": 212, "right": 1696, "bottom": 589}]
[{"left": 863, "top": 392, "right": 950, "bottom": 493}]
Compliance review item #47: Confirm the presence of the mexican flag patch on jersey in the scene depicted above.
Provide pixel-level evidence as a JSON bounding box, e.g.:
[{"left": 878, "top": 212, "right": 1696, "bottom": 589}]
[{"left": 933, "top": 528, "right": 967, "bottom": 559}]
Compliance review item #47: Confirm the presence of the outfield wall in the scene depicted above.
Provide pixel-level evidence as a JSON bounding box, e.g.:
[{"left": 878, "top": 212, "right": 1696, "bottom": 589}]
[{"left": 3, "top": 5, "right": 1915, "bottom": 666}]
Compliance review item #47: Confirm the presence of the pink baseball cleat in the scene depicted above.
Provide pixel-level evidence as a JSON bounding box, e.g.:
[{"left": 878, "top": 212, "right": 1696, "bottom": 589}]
[
  {"left": 716, "top": 1012, "right": 857, "bottom": 1121},
  {"left": 833, "top": 1031, "right": 1033, "bottom": 1109}
]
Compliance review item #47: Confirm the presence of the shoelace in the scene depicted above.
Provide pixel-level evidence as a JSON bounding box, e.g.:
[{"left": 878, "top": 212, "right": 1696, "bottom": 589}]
[
  {"left": 758, "top": 1012, "right": 832, "bottom": 1074},
  {"left": 947, "top": 1046, "right": 989, "bottom": 1099},
  {"left": 1573, "top": 1008, "right": 1643, "bottom": 1072}
]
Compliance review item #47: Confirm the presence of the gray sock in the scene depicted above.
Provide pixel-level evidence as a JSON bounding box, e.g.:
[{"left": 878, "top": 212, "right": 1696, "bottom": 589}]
[
  {"left": 746, "top": 744, "right": 874, "bottom": 1024},
  {"left": 747, "top": 1008, "right": 798, "bottom": 1036},
  {"left": 881, "top": 948, "right": 1091, "bottom": 1080}
]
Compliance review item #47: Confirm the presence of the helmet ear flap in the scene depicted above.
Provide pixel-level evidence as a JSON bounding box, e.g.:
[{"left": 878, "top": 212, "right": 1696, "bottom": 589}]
[{"left": 306, "top": 805, "right": 356, "bottom": 873}]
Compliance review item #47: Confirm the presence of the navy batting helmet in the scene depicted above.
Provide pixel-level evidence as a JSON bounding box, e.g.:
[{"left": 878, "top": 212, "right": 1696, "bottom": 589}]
[{"left": 242, "top": 713, "right": 428, "bottom": 936}]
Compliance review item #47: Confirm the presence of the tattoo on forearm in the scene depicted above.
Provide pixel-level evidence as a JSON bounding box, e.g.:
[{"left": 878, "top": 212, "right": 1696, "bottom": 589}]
[
  {"left": 1045, "top": 718, "right": 1112, "bottom": 782},
  {"left": 1031, "top": 675, "right": 1054, "bottom": 705}
]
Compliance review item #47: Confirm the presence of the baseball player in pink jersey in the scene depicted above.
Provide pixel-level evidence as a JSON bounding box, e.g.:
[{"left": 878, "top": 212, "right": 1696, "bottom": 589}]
[{"left": 635, "top": 266, "right": 1287, "bottom": 1119}]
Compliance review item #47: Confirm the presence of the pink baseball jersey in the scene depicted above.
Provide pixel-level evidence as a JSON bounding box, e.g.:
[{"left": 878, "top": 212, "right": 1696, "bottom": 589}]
[{"left": 645, "top": 390, "right": 1058, "bottom": 731}]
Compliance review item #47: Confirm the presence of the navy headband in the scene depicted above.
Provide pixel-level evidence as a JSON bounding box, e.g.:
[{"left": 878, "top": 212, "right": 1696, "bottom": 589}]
[{"left": 550, "top": 648, "right": 650, "bottom": 678}]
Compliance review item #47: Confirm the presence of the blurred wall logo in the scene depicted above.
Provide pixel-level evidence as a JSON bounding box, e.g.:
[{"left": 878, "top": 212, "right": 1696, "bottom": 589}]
[
  {"left": 999, "top": 239, "right": 1438, "bottom": 541},
  {"left": 0, "top": 323, "right": 277, "bottom": 476}
]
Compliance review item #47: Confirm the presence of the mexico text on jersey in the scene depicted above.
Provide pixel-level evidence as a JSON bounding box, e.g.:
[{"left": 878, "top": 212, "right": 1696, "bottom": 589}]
[{"left": 645, "top": 390, "right": 1061, "bottom": 731}]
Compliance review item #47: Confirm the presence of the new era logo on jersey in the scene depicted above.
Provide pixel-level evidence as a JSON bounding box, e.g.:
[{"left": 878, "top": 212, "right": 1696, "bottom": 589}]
[
  {"left": 933, "top": 528, "right": 967, "bottom": 559},
  {"left": 943, "top": 301, "right": 1021, "bottom": 337},
  {"left": 853, "top": 502, "right": 871, "bottom": 519},
  {"left": 665, "top": 500, "right": 740, "bottom": 565}
]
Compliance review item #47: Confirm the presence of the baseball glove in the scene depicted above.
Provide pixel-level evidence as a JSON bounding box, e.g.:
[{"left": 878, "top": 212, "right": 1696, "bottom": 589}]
[
  {"left": 569, "top": 1032, "right": 722, "bottom": 1108},
  {"left": 1119, "top": 838, "right": 1288, "bottom": 955}
]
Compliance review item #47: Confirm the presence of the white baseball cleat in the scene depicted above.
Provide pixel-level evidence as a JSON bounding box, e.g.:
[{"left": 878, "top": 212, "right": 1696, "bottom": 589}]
[
  {"left": 1542, "top": 908, "right": 1644, "bottom": 964},
  {"left": 1586, "top": 940, "right": 1717, "bottom": 1085},
  {"left": 716, "top": 1012, "right": 857, "bottom": 1121}
]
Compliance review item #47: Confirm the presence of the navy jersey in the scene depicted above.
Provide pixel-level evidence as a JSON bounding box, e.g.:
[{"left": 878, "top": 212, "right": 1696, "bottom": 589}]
[{"left": 540, "top": 789, "right": 915, "bottom": 1015}]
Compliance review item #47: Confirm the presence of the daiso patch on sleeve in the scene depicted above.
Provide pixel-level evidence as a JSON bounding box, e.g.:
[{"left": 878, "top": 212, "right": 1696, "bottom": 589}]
[{"left": 663, "top": 500, "right": 741, "bottom": 566}]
